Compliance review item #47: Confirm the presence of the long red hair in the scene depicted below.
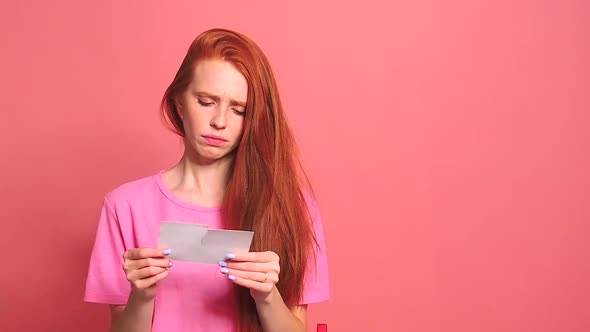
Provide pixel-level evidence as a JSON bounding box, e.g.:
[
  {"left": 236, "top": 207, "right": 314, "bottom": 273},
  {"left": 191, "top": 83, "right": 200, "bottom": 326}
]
[{"left": 160, "top": 28, "right": 317, "bottom": 331}]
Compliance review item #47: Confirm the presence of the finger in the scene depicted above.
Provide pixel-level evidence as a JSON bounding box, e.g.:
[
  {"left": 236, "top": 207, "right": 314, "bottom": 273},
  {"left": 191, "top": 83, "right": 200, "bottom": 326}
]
[
  {"left": 124, "top": 257, "right": 171, "bottom": 271},
  {"left": 225, "top": 251, "right": 279, "bottom": 263},
  {"left": 220, "top": 268, "right": 271, "bottom": 283},
  {"left": 128, "top": 266, "right": 168, "bottom": 281},
  {"left": 124, "top": 247, "right": 171, "bottom": 260},
  {"left": 226, "top": 251, "right": 278, "bottom": 262},
  {"left": 223, "top": 261, "right": 275, "bottom": 273},
  {"left": 223, "top": 268, "right": 279, "bottom": 284},
  {"left": 132, "top": 269, "right": 169, "bottom": 289},
  {"left": 227, "top": 274, "right": 274, "bottom": 293}
]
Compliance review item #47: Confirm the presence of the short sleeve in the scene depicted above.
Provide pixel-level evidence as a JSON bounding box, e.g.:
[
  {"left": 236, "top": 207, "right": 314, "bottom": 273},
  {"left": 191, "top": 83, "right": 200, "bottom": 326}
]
[
  {"left": 83, "top": 196, "right": 131, "bottom": 305},
  {"left": 300, "top": 198, "right": 330, "bottom": 304}
]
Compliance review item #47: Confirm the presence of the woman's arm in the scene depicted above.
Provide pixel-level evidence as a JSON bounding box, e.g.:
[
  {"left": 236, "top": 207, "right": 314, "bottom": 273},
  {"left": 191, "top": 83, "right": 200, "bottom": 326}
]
[
  {"left": 109, "top": 248, "right": 171, "bottom": 332},
  {"left": 109, "top": 292, "right": 154, "bottom": 332},
  {"left": 221, "top": 251, "right": 307, "bottom": 332},
  {"left": 255, "top": 288, "right": 307, "bottom": 332}
]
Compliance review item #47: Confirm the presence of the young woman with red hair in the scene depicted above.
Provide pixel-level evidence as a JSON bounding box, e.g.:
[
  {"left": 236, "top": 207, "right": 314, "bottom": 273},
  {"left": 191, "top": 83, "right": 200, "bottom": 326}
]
[{"left": 83, "top": 28, "right": 330, "bottom": 332}]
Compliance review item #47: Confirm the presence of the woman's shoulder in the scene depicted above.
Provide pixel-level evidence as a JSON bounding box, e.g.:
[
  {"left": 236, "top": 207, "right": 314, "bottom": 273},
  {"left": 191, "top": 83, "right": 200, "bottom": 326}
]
[{"left": 103, "top": 172, "right": 160, "bottom": 207}]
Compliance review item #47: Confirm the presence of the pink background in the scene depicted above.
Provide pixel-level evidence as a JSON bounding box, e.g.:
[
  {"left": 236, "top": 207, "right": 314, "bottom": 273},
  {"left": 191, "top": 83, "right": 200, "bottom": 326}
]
[{"left": 1, "top": 1, "right": 588, "bottom": 331}]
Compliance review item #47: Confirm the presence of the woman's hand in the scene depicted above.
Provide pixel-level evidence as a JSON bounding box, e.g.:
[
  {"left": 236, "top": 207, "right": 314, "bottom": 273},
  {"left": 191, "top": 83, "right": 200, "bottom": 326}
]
[
  {"left": 122, "top": 247, "right": 173, "bottom": 301},
  {"left": 219, "top": 251, "right": 280, "bottom": 304}
]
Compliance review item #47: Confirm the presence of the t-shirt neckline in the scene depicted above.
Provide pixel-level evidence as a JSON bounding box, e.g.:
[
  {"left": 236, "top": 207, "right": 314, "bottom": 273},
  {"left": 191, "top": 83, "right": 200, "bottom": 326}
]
[{"left": 154, "top": 170, "right": 223, "bottom": 212}]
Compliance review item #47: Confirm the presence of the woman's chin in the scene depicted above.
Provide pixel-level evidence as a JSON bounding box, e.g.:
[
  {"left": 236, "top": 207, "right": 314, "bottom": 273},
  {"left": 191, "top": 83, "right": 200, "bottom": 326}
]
[{"left": 191, "top": 148, "right": 233, "bottom": 163}]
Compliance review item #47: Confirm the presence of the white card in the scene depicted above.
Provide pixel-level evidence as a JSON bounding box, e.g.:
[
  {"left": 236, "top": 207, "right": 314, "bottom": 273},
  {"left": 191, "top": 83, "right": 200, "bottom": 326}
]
[{"left": 158, "top": 221, "right": 254, "bottom": 264}]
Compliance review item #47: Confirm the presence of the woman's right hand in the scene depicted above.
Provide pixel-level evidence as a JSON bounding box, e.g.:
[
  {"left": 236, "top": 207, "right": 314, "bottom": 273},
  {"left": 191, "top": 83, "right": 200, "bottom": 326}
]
[{"left": 122, "top": 247, "right": 172, "bottom": 300}]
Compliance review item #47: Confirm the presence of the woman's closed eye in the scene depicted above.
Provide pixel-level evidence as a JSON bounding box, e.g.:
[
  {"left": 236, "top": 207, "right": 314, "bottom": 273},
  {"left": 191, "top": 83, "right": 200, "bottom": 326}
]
[
  {"left": 198, "top": 99, "right": 214, "bottom": 106},
  {"left": 198, "top": 98, "right": 245, "bottom": 115}
]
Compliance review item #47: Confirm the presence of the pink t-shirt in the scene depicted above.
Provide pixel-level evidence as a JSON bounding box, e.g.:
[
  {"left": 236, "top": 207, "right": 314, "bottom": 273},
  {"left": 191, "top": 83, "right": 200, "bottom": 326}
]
[{"left": 83, "top": 171, "right": 330, "bottom": 331}]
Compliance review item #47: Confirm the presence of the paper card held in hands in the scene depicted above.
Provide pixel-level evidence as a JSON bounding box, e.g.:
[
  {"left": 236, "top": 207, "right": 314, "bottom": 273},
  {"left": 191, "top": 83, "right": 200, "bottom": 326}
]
[{"left": 158, "top": 221, "right": 254, "bottom": 264}]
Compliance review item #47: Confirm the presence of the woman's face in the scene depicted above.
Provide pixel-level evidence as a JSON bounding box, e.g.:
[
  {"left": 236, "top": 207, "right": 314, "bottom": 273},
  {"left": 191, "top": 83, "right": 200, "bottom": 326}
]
[{"left": 179, "top": 59, "right": 248, "bottom": 162}]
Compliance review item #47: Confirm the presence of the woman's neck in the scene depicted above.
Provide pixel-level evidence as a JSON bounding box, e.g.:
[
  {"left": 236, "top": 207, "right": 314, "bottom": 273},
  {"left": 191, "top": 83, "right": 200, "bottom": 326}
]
[{"left": 163, "top": 151, "right": 234, "bottom": 208}]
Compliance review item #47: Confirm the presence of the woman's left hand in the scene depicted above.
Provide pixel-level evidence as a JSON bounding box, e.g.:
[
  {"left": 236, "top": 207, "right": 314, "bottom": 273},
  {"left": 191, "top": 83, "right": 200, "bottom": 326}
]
[{"left": 219, "top": 251, "right": 280, "bottom": 303}]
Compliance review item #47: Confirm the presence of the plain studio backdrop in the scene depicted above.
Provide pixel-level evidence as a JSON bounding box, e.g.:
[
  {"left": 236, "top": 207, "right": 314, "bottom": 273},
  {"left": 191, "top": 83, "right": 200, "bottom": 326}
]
[{"left": 0, "top": 1, "right": 588, "bottom": 331}]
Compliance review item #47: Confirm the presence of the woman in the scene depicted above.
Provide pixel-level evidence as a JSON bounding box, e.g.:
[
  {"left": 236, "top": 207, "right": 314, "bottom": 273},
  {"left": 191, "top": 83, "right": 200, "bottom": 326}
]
[{"left": 83, "top": 28, "right": 330, "bottom": 332}]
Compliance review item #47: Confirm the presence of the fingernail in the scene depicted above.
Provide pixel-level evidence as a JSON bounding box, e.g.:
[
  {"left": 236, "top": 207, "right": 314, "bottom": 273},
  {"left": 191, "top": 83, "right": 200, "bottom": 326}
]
[
  {"left": 218, "top": 261, "right": 228, "bottom": 267},
  {"left": 226, "top": 253, "right": 236, "bottom": 259},
  {"left": 228, "top": 275, "right": 236, "bottom": 281},
  {"left": 163, "top": 249, "right": 172, "bottom": 255},
  {"left": 169, "top": 261, "right": 173, "bottom": 267},
  {"left": 220, "top": 267, "right": 229, "bottom": 274}
]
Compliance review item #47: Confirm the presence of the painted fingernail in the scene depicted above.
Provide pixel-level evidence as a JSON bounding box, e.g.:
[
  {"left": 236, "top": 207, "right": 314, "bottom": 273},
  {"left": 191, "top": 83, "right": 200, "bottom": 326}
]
[
  {"left": 226, "top": 253, "right": 236, "bottom": 259},
  {"left": 218, "top": 261, "right": 228, "bottom": 267},
  {"left": 163, "top": 249, "right": 172, "bottom": 255},
  {"left": 220, "top": 267, "right": 229, "bottom": 274},
  {"left": 228, "top": 275, "right": 236, "bottom": 281},
  {"left": 169, "top": 261, "right": 173, "bottom": 267}
]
